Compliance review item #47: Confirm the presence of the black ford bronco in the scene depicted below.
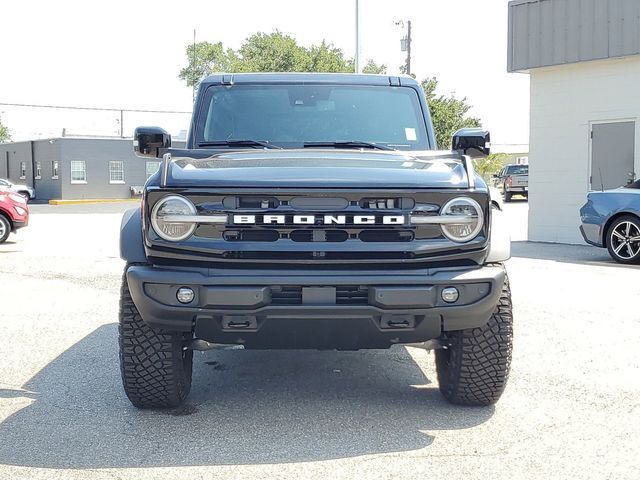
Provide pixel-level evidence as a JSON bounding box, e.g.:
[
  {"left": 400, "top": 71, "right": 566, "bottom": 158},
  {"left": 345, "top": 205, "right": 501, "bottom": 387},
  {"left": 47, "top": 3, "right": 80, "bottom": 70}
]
[{"left": 120, "top": 73, "right": 513, "bottom": 409}]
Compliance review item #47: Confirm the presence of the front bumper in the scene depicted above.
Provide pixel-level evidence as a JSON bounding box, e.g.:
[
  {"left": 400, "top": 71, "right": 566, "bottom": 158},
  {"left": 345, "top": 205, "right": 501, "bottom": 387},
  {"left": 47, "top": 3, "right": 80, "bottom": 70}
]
[
  {"left": 13, "top": 218, "right": 28, "bottom": 231},
  {"left": 126, "top": 265, "right": 506, "bottom": 350}
]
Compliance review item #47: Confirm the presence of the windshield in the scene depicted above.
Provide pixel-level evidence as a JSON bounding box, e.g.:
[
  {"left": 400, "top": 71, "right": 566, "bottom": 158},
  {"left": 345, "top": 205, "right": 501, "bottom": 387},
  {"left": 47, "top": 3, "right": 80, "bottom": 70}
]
[
  {"left": 196, "top": 84, "right": 430, "bottom": 150},
  {"left": 506, "top": 165, "right": 528, "bottom": 175}
]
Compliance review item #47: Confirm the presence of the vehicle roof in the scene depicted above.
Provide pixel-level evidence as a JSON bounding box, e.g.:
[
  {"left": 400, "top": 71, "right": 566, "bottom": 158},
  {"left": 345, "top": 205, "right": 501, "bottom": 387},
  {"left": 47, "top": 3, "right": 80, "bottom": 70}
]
[{"left": 200, "top": 72, "right": 420, "bottom": 87}]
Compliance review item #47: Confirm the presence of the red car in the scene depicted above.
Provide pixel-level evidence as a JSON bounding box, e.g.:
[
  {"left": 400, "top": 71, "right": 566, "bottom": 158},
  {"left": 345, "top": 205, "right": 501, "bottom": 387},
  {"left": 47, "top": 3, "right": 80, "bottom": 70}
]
[{"left": 0, "top": 191, "right": 29, "bottom": 243}]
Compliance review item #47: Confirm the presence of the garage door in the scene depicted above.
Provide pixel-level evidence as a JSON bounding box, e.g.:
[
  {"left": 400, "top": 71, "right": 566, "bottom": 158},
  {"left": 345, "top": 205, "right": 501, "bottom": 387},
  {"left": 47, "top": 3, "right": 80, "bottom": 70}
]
[{"left": 590, "top": 121, "right": 636, "bottom": 190}]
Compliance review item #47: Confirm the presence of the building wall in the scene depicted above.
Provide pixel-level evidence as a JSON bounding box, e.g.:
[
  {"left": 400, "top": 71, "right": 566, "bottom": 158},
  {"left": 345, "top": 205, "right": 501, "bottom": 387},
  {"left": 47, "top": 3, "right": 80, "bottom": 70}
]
[
  {"left": 528, "top": 55, "right": 640, "bottom": 243},
  {"left": 0, "top": 142, "right": 34, "bottom": 187},
  {"left": 508, "top": 0, "right": 640, "bottom": 72},
  {"left": 33, "top": 140, "right": 62, "bottom": 200},
  {"left": 1, "top": 137, "right": 187, "bottom": 200},
  {"left": 59, "top": 138, "right": 152, "bottom": 200}
]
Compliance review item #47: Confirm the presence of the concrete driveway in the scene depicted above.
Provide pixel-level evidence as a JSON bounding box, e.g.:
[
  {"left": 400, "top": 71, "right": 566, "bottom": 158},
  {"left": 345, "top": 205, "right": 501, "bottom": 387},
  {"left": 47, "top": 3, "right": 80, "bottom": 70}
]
[{"left": 0, "top": 202, "right": 638, "bottom": 479}]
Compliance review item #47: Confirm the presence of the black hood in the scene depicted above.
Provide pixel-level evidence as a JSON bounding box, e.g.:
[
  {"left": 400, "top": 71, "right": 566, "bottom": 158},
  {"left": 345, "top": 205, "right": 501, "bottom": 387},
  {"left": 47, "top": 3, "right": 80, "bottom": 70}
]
[{"left": 164, "top": 149, "right": 476, "bottom": 189}]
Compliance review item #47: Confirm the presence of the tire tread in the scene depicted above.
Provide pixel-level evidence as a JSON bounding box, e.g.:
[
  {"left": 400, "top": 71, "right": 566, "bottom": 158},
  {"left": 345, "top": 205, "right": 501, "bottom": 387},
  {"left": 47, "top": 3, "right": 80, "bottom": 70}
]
[
  {"left": 118, "top": 267, "right": 192, "bottom": 408},
  {"left": 435, "top": 265, "right": 513, "bottom": 406}
]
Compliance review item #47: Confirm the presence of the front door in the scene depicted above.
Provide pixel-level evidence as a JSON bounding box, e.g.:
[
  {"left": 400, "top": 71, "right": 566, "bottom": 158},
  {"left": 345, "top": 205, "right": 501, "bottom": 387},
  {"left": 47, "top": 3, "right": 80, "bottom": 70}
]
[{"left": 590, "top": 121, "right": 636, "bottom": 190}]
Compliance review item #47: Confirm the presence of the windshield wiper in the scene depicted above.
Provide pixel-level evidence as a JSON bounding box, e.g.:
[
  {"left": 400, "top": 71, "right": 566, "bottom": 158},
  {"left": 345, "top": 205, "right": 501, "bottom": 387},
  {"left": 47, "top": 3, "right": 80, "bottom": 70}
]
[
  {"left": 303, "top": 141, "right": 395, "bottom": 151},
  {"left": 198, "top": 139, "right": 283, "bottom": 149}
]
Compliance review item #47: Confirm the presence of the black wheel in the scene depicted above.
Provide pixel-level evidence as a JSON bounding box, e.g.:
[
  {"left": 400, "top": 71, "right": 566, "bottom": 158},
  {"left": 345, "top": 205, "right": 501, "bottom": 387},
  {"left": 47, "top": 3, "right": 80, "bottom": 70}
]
[
  {"left": 503, "top": 190, "right": 512, "bottom": 202},
  {"left": 18, "top": 191, "right": 31, "bottom": 201},
  {"left": 435, "top": 267, "right": 513, "bottom": 406},
  {"left": 119, "top": 267, "right": 193, "bottom": 408},
  {"left": 0, "top": 214, "right": 10, "bottom": 243},
  {"left": 606, "top": 215, "right": 640, "bottom": 265}
]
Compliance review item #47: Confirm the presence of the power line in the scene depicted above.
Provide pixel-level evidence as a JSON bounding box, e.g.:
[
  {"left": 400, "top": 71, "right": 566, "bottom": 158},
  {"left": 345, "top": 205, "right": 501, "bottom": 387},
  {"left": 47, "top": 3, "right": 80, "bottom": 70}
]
[{"left": 0, "top": 102, "right": 190, "bottom": 114}]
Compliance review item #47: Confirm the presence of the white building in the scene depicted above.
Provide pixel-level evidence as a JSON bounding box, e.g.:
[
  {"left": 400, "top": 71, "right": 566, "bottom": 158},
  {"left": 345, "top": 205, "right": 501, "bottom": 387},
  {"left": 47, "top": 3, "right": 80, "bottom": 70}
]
[{"left": 508, "top": 0, "right": 640, "bottom": 244}]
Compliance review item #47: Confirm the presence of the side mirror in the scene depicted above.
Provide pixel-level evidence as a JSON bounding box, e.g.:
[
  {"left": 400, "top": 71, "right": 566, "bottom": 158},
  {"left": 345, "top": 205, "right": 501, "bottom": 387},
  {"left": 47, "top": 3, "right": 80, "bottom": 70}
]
[
  {"left": 452, "top": 128, "right": 490, "bottom": 157},
  {"left": 133, "top": 126, "right": 171, "bottom": 158}
]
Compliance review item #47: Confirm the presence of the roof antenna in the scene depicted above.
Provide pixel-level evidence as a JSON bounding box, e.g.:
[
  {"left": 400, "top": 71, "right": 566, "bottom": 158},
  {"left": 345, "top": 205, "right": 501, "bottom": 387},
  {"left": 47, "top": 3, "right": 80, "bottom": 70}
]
[{"left": 598, "top": 168, "right": 604, "bottom": 192}]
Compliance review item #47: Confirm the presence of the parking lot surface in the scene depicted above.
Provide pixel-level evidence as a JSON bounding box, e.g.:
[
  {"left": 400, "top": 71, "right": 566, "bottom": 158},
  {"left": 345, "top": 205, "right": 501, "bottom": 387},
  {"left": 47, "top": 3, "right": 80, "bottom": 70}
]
[{"left": 0, "top": 201, "right": 638, "bottom": 480}]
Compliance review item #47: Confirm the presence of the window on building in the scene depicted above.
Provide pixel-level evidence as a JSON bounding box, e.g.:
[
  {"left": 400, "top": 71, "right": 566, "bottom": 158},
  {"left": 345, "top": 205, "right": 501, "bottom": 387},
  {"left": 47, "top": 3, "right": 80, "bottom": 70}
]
[
  {"left": 35, "top": 161, "right": 42, "bottom": 179},
  {"left": 70, "top": 160, "right": 87, "bottom": 183},
  {"left": 146, "top": 161, "right": 161, "bottom": 180},
  {"left": 20, "top": 161, "right": 26, "bottom": 179},
  {"left": 52, "top": 160, "right": 59, "bottom": 179},
  {"left": 109, "top": 160, "right": 125, "bottom": 184}
]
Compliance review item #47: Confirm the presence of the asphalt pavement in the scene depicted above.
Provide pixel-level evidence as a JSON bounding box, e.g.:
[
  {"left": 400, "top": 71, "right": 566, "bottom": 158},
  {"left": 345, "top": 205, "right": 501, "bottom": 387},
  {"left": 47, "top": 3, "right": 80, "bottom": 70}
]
[{"left": 0, "top": 201, "right": 638, "bottom": 480}]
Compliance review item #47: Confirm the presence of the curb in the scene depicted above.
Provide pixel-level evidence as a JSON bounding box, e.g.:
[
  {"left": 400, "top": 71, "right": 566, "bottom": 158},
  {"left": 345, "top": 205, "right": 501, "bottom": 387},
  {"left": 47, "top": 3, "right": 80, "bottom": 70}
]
[{"left": 48, "top": 198, "right": 141, "bottom": 205}]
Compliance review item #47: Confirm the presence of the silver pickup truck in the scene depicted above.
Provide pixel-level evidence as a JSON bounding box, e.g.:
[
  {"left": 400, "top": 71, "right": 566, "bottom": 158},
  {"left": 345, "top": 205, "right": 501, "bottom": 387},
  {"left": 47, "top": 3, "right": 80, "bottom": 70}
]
[{"left": 494, "top": 164, "right": 528, "bottom": 202}]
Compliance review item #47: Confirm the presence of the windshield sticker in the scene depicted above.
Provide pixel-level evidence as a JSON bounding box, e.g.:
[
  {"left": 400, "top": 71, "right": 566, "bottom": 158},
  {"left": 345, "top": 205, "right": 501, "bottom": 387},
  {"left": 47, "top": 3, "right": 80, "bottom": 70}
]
[{"left": 405, "top": 128, "right": 417, "bottom": 141}]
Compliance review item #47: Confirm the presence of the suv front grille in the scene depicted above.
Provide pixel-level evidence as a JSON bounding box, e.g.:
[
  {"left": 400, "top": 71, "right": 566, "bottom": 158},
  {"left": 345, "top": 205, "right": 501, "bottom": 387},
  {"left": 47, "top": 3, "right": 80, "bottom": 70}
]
[{"left": 146, "top": 189, "right": 490, "bottom": 266}]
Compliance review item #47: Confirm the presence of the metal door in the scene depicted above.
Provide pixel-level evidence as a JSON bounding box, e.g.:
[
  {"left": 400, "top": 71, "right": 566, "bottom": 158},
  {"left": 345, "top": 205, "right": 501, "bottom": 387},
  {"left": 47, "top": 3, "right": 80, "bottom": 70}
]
[{"left": 590, "top": 121, "right": 636, "bottom": 190}]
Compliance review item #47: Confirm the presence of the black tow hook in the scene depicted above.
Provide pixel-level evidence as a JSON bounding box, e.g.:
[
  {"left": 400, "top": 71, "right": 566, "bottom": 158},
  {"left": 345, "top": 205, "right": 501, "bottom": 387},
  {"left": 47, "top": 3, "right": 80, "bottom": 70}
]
[
  {"left": 185, "top": 339, "right": 243, "bottom": 351},
  {"left": 404, "top": 339, "right": 450, "bottom": 350}
]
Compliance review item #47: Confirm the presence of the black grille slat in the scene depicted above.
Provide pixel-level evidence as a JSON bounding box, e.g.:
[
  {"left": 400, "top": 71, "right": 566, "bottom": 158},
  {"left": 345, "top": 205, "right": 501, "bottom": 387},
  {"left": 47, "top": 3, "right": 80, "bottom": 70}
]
[
  {"left": 336, "top": 286, "right": 369, "bottom": 305},
  {"left": 223, "top": 230, "right": 279, "bottom": 242},
  {"left": 271, "top": 286, "right": 302, "bottom": 305},
  {"left": 270, "top": 286, "right": 368, "bottom": 305},
  {"left": 359, "top": 230, "right": 414, "bottom": 242}
]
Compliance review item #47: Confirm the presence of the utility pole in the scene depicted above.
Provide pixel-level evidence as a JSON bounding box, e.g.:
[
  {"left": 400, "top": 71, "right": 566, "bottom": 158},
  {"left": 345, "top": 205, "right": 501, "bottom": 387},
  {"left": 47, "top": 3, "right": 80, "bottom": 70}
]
[
  {"left": 406, "top": 20, "right": 411, "bottom": 77},
  {"left": 355, "top": 0, "right": 362, "bottom": 73},
  {"left": 397, "top": 20, "right": 412, "bottom": 76},
  {"left": 192, "top": 29, "right": 197, "bottom": 102}
]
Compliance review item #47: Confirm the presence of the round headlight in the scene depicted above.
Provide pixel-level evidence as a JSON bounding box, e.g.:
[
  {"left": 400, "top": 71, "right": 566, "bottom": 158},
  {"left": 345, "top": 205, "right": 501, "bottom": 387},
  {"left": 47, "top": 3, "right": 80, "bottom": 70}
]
[
  {"left": 440, "top": 197, "right": 484, "bottom": 243},
  {"left": 151, "top": 195, "right": 197, "bottom": 242}
]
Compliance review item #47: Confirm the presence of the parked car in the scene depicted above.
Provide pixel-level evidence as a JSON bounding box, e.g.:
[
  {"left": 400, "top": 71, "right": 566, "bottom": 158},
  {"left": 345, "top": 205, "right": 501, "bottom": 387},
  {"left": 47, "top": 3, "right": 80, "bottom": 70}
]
[
  {"left": 494, "top": 164, "right": 528, "bottom": 202},
  {"left": 0, "top": 178, "right": 36, "bottom": 201},
  {"left": 579, "top": 180, "right": 640, "bottom": 264},
  {"left": 0, "top": 191, "right": 29, "bottom": 243}
]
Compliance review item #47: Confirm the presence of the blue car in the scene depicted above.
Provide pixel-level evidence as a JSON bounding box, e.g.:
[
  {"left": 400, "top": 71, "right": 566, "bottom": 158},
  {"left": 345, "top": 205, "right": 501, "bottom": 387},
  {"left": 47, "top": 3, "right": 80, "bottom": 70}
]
[{"left": 580, "top": 180, "right": 640, "bottom": 264}]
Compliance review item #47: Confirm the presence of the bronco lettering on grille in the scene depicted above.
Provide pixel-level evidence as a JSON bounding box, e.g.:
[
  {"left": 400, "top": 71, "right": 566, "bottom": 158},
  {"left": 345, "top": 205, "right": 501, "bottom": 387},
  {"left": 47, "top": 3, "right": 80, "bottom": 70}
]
[{"left": 232, "top": 214, "right": 406, "bottom": 225}]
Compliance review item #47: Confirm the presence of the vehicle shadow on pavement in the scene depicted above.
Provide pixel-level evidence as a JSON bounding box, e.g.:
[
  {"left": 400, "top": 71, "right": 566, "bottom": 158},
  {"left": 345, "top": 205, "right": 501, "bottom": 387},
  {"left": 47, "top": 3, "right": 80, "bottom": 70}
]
[
  {"left": 0, "top": 324, "right": 494, "bottom": 468},
  {"left": 511, "top": 241, "right": 639, "bottom": 269}
]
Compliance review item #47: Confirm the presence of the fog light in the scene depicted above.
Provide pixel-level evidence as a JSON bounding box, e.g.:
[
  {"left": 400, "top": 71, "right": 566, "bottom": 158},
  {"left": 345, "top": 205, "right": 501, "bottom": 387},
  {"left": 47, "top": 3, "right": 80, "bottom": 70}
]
[
  {"left": 176, "top": 287, "right": 195, "bottom": 304},
  {"left": 441, "top": 287, "right": 459, "bottom": 303}
]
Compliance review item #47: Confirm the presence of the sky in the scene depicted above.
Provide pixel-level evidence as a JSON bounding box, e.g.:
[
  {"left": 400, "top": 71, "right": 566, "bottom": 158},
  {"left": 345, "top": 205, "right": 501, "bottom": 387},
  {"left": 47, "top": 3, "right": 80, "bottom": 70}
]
[{"left": 0, "top": 0, "right": 529, "bottom": 151}]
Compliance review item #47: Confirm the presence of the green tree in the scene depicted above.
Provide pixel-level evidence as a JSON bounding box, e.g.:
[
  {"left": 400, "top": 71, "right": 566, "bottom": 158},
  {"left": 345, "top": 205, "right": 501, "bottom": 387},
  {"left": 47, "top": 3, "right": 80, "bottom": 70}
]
[
  {"left": 362, "top": 59, "right": 387, "bottom": 74},
  {"left": 421, "top": 77, "right": 481, "bottom": 149},
  {"left": 474, "top": 153, "right": 507, "bottom": 181},
  {"left": 308, "top": 40, "right": 353, "bottom": 73},
  {"left": 0, "top": 117, "right": 10, "bottom": 143},
  {"left": 178, "top": 41, "right": 239, "bottom": 87},
  {"left": 179, "top": 31, "right": 386, "bottom": 88},
  {"left": 236, "top": 32, "right": 309, "bottom": 72}
]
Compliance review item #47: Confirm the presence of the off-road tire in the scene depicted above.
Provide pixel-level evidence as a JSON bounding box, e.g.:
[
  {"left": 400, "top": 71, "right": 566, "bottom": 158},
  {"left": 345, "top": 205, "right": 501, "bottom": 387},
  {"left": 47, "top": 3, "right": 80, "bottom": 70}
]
[
  {"left": 119, "top": 267, "right": 193, "bottom": 408},
  {"left": 0, "top": 214, "right": 11, "bottom": 243},
  {"left": 435, "top": 267, "right": 513, "bottom": 406}
]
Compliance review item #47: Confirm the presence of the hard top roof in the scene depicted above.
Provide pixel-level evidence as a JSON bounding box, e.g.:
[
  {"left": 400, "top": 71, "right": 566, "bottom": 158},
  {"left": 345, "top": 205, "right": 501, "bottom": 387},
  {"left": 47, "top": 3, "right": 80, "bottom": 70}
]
[{"left": 200, "top": 72, "right": 419, "bottom": 87}]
